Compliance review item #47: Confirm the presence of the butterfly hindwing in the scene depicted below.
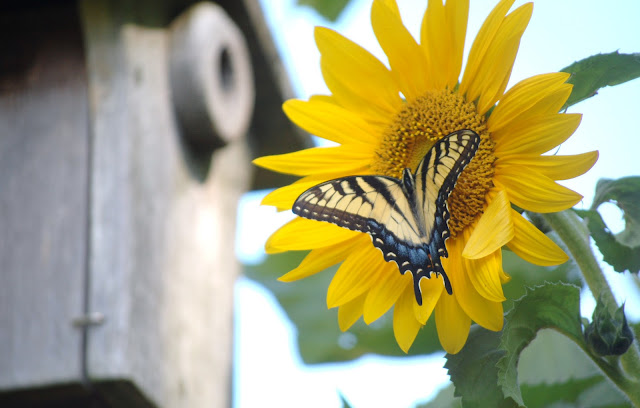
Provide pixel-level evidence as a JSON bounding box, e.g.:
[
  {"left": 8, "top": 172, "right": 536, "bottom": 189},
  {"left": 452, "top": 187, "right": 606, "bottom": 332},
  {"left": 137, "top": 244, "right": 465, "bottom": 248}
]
[{"left": 292, "top": 130, "right": 481, "bottom": 306}]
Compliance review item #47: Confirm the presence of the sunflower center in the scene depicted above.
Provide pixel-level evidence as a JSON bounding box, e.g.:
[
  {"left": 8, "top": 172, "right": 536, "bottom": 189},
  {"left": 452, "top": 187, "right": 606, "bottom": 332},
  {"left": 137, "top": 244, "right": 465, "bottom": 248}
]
[{"left": 372, "top": 90, "right": 496, "bottom": 238}]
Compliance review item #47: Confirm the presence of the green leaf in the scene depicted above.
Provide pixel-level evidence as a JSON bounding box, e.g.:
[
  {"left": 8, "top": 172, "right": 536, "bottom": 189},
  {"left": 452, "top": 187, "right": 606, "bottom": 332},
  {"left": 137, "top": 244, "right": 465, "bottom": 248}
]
[
  {"left": 561, "top": 52, "right": 640, "bottom": 108},
  {"left": 439, "top": 328, "right": 626, "bottom": 408},
  {"left": 518, "top": 329, "right": 599, "bottom": 385},
  {"left": 521, "top": 376, "right": 610, "bottom": 408},
  {"left": 592, "top": 177, "right": 640, "bottom": 248},
  {"left": 296, "top": 0, "right": 352, "bottom": 22},
  {"left": 445, "top": 326, "right": 518, "bottom": 408},
  {"left": 518, "top": 329, "right": 627, "bottom": 407},
  {"left": 572, "top": 380, "right": 631, "bottom": 408},
  {"left": 243, "top": 251, "right": 443, "bottom": 364},
  {"left": 573, "top": 209, "right": 640, "bottom": 273},
  {"left": 496, "top": 282, "right": 585, "bottom": 407},
  {"left": 521, "top": 376, "right": 602, "bottom": 408}
]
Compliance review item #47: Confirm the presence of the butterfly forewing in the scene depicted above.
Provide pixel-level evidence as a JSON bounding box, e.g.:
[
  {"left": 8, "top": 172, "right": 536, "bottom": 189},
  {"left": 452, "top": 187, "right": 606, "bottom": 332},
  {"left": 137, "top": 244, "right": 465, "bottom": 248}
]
[
  {"left": 293, "top": 175, "right": 428, "bottom": 268},
  {"left": 410, "top": 130, "right": 481, "bottom": 296}
]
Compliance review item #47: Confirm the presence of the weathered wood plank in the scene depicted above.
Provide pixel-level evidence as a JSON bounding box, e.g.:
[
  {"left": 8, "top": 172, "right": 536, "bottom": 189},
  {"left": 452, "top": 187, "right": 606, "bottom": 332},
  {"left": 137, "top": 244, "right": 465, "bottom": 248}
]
[{"left": 0, "top": 4, "right": 88, "bottom": 389}]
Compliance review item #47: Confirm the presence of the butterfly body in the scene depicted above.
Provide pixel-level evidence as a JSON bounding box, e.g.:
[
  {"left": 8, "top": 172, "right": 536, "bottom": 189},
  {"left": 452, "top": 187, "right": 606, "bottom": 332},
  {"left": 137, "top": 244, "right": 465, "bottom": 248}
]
[{"left": 293, "top": 130, "right": 480, "bottom": 305}]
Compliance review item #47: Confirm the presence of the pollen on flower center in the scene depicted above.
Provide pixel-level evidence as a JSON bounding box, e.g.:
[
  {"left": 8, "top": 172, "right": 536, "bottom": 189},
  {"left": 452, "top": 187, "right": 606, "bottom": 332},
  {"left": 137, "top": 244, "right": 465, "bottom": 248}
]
[{"left": 372, "top": 90, "right": 496, "bottom": 237}]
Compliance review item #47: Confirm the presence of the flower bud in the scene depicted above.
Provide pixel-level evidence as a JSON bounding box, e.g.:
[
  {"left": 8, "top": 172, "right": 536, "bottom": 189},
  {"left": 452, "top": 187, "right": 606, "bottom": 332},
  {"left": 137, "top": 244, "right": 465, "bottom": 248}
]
[{"left": 584, "top": 298, "right": 634, "bottom": 356}]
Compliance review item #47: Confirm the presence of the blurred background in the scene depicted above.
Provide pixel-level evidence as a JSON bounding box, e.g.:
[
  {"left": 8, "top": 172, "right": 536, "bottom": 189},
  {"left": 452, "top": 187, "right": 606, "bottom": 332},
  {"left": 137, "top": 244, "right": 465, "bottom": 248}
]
[{"left": 0, "top": 0, "right": 638, "bottom": 407}]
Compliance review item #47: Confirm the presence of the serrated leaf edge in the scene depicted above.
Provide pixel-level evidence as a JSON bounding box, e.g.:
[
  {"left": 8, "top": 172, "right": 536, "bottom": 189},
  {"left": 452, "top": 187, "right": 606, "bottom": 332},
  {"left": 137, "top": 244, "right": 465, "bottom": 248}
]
[{"left": 495, "top": 282, "right": 584, "bottom": 407}]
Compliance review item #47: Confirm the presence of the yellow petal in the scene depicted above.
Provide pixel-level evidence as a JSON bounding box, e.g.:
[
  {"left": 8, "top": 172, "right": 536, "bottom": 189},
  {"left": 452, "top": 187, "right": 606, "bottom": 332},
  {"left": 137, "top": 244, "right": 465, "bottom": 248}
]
[
  {"left": 474, "top": 4, "right": 533, "bottom": 115},
  {"left": 338, "top": 293, "right": 366, "bottom": 331},
  {"left": 445, "top": 237, "right": 504, "bottom": 330},
  {"left": 253, "top": 145, "right": 373, "bottom": 176},
  {"left": 463, "top": 249, "right": 507, "bottom": 304},
  {"left": 320, "top": 62, "right": 397, "bottom": 126},
  {"left": 507, "top": 209, "right": 568, "bottom": 266},
  {"left": 393, "top": 286, "right": 422, "bottom": 353},
  {"left": 315, "top": 27, "right": 402, "bottom": 122},
  {"left": 262, "top": 178, "right": 326, "bottom": 212},
  {"left": 266, "top": 218, "right": 360, "bottom": 253},
  {"left": 420, "top": 0, "right": 469, "bottom": 90},
  {"left": 496, "top": 151, "right": 599, "bottom": 181},
  {"left": 499, "top": 268, "right": 512, "bottom": 284},
  {"left": 463, "top": 190, "right": 514, "bottom": 259},
  {"left": 279, "top": 237, "right": 360, "bottom": 282},
  {"left": 495, "top": 165, "right": 583, "bottom": 212},
  {"left": 380, "top": 0, "right": 400, "bottom": 15},
  {"left": 413, "top": 276, "right": 444, "bottom": 325},
  {"left": 488, "top": 72, "right": 572, "bottom": 133},
  {"left": 371, "top": 0, "right": 429, "bottom": 100},
  {"left": 363, "top": 262, "right": 409, "bottom": 324},
  {"left": 459, "top": 0, "right": 515, "bottom": 101},
  {"left": 435, "top": 285, "right": 471, "bottom": 354},
  {"left": 283, "top": 98, "right": 381, "bottom": 145},
  {"left": 327, "top": 238, "right": 385, "bottom": 307},
  {"left": 493, "top": 113, "right": 582, "bottom": 156}
]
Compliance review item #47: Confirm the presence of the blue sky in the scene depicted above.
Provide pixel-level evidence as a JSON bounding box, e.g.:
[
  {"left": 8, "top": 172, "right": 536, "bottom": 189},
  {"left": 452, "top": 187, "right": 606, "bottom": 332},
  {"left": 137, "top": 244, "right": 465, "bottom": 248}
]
[{"left": 234, "top": 1, "right": 640, "bottom": 407}]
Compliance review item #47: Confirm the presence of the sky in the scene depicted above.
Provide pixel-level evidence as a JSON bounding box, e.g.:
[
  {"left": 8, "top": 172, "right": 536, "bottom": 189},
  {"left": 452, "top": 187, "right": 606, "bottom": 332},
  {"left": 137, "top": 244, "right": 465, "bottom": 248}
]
[{"left": 234, "top": 1, "right": 640, "bottom": 407}]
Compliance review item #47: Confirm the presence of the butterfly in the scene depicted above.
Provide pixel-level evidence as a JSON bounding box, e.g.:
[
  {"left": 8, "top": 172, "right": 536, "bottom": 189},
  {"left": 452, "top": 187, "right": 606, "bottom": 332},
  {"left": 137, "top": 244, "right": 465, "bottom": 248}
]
[{"left": 292, "top": 129, "right": 480, "bottom": 305}]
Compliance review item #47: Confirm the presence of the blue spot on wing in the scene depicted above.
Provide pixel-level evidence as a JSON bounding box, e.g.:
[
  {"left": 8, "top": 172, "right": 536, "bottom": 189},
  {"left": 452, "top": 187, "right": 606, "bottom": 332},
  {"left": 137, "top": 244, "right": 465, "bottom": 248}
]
[{"left": 366, "top": 219, "right": 450, "bottom": 305}]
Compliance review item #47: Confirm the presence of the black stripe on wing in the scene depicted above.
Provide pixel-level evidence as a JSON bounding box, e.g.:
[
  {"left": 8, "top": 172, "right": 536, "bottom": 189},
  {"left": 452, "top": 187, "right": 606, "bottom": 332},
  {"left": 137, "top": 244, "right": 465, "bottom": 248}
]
[
  {"left": 292, "top": 175, "right": 413, "bottom": 235},
  {"left": 293, "top": 175, "right": 428, "bottom": 283}
]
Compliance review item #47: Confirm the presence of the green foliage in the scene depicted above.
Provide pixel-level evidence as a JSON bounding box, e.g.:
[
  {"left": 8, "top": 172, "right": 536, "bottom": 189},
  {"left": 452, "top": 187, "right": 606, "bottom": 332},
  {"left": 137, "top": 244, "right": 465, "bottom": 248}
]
[
  {"left": 572, "top": 177, "right": 640, "bottom": 274},
  {"left": 592, "top": 177, "right": 640, "bottom": 248},
  {"left": 517, "top": 329, "right": 599, "bottom": 384},
  {"left": 520, "top": 377, "right": 604, "bottom": 408},
  {"left": 296, "top": 0, "right": 352, "bottom": 22},
  {"left": 584, "top": 298, "right": 635, "bottom": 356},
  {"left": 574, "top": 209, "right": 640, "bottom": 273},
  {"left": 444, "top": 283, "right": 585, "bottom": 408},
  {"left": 518, "top": 330, "right": 627, "bottom": 407},
  {"left": 445, "top": 326, "right": 518, "bottom": 408},
  {"left": 561, "top": 52, "right": 640, "bottom": 108},
  {"left": 442, "top": 283, "right": 629, "bottom": 408},
  {"left": 496, "top": 283, "right": 585, "bottom": 407},
  {"left": 571, "top": 175, "right": 640, "bottom": 274},
  {"left": 431, "top": 329, "right": 627, "bottom": 408}
]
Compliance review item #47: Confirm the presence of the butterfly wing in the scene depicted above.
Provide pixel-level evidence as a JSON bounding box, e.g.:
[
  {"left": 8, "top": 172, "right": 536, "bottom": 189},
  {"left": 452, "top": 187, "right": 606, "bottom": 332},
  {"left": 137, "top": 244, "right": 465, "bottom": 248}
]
[
  {"left": 291, "top": 129, "right": 480, "bottom": 306},
  {"left": 292, "top": 175, "right": 430, "bottom": 282},
  {"left": 412, "top": 129, "right": 481, "bottom": 296}
]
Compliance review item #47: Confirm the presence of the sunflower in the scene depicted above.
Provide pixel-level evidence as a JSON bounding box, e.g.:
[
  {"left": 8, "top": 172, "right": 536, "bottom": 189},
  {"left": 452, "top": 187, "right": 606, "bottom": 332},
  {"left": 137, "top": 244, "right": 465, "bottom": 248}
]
[{"left": 253, "top": 0, "right": 598, "bottom": 354}]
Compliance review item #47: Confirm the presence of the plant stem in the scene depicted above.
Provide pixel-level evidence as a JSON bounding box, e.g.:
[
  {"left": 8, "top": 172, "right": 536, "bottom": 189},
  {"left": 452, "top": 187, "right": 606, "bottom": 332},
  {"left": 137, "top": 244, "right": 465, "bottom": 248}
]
[
  {"left": 588, "top": 355, "right": 640, "bottom": 406},
  {"left": 541, "top": 211, "right": 615, "bottom": 308},
  {"left": 542, "top": 210, "right": 640, "bottom": 405}
]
